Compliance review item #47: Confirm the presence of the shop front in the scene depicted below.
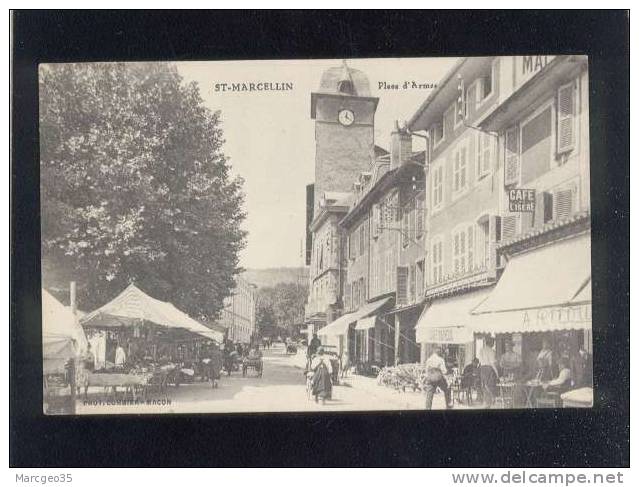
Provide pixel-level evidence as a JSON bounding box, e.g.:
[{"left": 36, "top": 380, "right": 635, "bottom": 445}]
[
  {"left": 415, "top": 287, "right": 492, "bottom": 373},
  {"left": 471, "top": 233, "right": 592, "bottom": 407},
  {"left": 317, "top": 297, "right": 392, "bottom": 373}
]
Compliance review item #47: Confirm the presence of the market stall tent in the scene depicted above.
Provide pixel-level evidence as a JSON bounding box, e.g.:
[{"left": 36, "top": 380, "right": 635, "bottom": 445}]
[
  {"left": 80, "top": 283, "right": 224, "bottom": 343},
  {"left": 42, "top": 289, "right": 89, "bottom": 373}
]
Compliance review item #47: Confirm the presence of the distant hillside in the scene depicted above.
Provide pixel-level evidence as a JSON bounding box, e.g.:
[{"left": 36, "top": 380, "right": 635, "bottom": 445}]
[{"left": 242, "top": 267, "right": 309, "bottom": 289}]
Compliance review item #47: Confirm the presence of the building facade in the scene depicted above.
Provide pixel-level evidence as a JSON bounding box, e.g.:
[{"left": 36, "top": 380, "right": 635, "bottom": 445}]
[
  {"left": 306, "top": 56, "right": 592, "bottom": 387},
  {"left": 305, "top": 192, "right": 350, "bottom": 338},
  {"left": 319, "top": 123, "right": 426, "bottom": 369},
  {"left": 409, "top": 55, "right": 591, "bottom": 377},
  {"left": 408, "top": 56, "right": 502, "bottom": 368},
  {"left": 218, "top": 275, "right": 257, "bottom": 344},
  {"left": 304, "top": 61, "right": 379, "bottom": 339},
  {"left": 471, "top": 55, "right": 592, "bottom": 379}
]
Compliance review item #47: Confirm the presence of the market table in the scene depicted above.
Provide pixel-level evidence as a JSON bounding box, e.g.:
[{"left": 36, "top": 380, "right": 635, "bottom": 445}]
[{"left": 85, "top": 372, "right": 153, "bottom": 400}]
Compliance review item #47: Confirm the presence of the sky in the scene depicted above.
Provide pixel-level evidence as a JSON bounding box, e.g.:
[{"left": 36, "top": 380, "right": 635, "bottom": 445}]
[{"left": 178, "top": 57, "right": 458, "bottom": 270}]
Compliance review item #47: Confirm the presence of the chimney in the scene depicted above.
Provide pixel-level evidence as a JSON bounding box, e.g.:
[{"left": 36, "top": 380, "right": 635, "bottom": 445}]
[{"left": 390, "top": 120, "right": 412, "bottom": 170}]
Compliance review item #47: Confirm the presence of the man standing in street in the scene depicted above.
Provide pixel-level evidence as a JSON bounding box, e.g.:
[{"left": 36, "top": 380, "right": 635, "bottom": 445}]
[
  {"left": 478, "top": 336, "right": 499, "bottom": 408},
  {"left": 423, "top": 347, "right": 453, "bottom": 410}
]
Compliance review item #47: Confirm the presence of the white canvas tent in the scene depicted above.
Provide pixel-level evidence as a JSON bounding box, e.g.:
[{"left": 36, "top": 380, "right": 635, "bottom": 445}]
[
  {"left": 80, "top": 283, "right": 224, "bottom": 343},
  {"left": 42, "top": 289, "right": 89, "bottom": 374}
]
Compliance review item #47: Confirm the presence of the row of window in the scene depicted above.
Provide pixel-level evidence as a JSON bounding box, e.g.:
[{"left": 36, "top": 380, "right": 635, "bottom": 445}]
[
  {"left": 344, "top": 277, "right": 367, "bottom": 312},
  {"left": 431, "top": 131, "right": 496, "bottom": 212},
  {"left": 370, "top": 247, "right": 396, "bottom": 299},
  {"left": 313, "top": 228, "right": 336, "bottom": 275},
  {"left": 348, "top": 192, "right": 426, "bottom": 259},
  {"left": 432, "top": 63, "right": 495, "bottom": 148},
  {"left": 430, "top": 219, "right": 492, "bottom": 285},
  {"left": 348, "top": 218, "right": 368, "bottom": 260}
]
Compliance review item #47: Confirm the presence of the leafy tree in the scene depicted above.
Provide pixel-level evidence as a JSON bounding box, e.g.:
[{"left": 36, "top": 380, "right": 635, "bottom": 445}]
[
  {"left": 255, "top": 282, "right": 308, "bottom": 337},
  {"left": 40, "top": 62, "right": 246, "bottom": 320}
]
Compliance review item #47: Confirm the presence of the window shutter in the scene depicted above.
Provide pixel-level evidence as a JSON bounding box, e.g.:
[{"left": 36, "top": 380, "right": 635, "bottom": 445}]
[
  {"left": 361, "top": 279, "right": 367, "bottom": 304},
  {"left": 521, "top": 211, "right": 534, "bottom": 232},
  {"left": 417, "top": 261, "right": 424, "bottom": 297},
  {"left": 372, "top": 205, "right": 379, "bottom": 238},
  {"left": 467, "top": 225, "right": 474, "bottom": 271},
  {"left": 454, "top": 152, "right": 460, "bottom": 191},
  {"left": 396, "top": 266, "right": 408, "bottom": 305},
  {"left": 460, "top": 146, "right": 467, "bottom": 188},
  {"left": 345, "top": 283, "right": 352, "bottom": 312},
  {"left": 402, "top": 207, "right": 409, "bottom": 247},
  {"left": 554, "top": 189, "right": 574, "bottom": 220},
  {"left": 348, "top": 233, "right": 353, "bottom": 259},
  {"left": 543, "top": 192, "right": 554, "bottom": 223},
  {"left": 501, "top": 215, "right": 519, "bottom": 240},
  {"left": 504, "top": 126, "right": 520, "bottom": 186},
  {"left": 466, "top": 83, "right": 477, "bottom": 118},
  {"left": 416, "top": 196, "right": 424, "bottom": 239},
  {"left": 409, "top": 264, "right": 416, "bottom": 303},
  {"left": 476, "top": 132, "right": 483, "bottom": 178},
  {"left": 557, "top": 83, "right": 575, "bottom": 155}
]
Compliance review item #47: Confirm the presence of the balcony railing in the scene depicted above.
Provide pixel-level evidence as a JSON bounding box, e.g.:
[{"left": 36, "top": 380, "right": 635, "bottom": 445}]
[{"left": 425, "top": 253, "right": 498, "bottom": 297}]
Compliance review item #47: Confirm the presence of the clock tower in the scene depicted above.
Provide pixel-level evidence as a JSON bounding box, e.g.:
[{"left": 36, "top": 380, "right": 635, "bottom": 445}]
[{"left": 310, "top": 60, "right": 379, "bottom": 211}]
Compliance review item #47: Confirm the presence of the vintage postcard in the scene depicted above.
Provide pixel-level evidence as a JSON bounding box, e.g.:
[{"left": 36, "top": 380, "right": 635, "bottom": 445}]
[{"left": 40, "top": 55, "right": 592, "bottom": 415}]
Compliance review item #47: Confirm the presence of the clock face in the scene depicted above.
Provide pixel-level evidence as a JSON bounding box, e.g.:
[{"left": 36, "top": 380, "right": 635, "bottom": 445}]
[{"left": 338, "top": 109, "right": 355, "bottom": 126}]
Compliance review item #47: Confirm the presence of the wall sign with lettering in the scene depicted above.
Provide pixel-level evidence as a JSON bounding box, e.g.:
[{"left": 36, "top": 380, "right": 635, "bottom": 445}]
[
  {"left": 515, "top": 55, "right": 556, "bottom": 88},
  {"left": 508, "top": 189, "right": 536, "bottom": 212}
]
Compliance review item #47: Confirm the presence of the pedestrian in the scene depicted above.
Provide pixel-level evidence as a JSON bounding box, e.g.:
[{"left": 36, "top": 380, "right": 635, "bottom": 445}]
[
  {"left": 536, "top": 338, "right": 554, "bottom": 381},
  {"left": 499, "top": 340, "right": 522, "bottom": 379},
  {"left": 308, "top": 333, "right": 321, "bottom": 356},
  {"left": 310, "top": 347, "right": 333, "bottom": 405},
  {"left": 114, "top": 341, "right": 127, "bottom": 370},
  {"left": 423, "top": 347, "right": 453, "bottom": 409},
  {"left": 478, "top": 336, "right": 499, "bottom": 408},
  {"left": 460, "top": 357, "right": 480, "bottom": 405}
]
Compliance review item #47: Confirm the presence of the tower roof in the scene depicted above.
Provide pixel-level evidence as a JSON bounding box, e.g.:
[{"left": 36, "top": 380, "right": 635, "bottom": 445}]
[{"left": 317, "top": 60, "right": 371, "bottom": 96}]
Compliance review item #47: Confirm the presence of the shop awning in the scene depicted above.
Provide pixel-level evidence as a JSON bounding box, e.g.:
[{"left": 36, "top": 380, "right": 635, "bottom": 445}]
[
  {"left": 470, "top": 303, "right": 591, "bottom": 334},
  {"left": 470, "top": 235, "right": 592, "bottom": 335},
  {"left": 355, "top": 316, "right": 377, "bottom": 331},
  {"left": 318, "top": 297, "right": 391, "bottom": 337},
  {"left": 473, "top": 234, "right": 591, "bottom": 314},
  {"left": 571, "top": 278, "right": 591, "bottom": 304},
  {"left": 415, "top": 288, "right": 492, "bottom": 343}
]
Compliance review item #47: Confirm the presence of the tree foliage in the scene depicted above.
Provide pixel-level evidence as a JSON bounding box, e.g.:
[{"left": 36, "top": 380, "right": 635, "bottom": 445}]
[
  {"left": 255, "top": 282, "right": 308, "bottom": 336},
  {"left": 40, "top": 62, "right": 246, "bottom": 319}
]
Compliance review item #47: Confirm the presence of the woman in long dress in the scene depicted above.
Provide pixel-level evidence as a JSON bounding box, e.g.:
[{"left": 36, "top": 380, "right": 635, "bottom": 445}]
[{"left": 311, "top": 347, "right": 333, "bottom": 405}]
